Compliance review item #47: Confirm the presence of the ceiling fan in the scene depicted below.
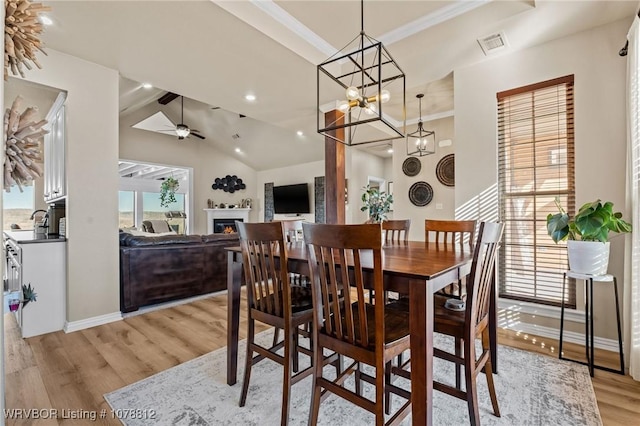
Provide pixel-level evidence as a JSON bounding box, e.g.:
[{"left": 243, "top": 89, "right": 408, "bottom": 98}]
[{"left": 157, "top": 96, "right": 205, "bottom": 140}]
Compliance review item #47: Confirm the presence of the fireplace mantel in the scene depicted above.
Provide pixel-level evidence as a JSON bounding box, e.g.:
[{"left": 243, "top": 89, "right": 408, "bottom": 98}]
[{"left": 204, "top": 208, "right": 251, "bottom": 234}]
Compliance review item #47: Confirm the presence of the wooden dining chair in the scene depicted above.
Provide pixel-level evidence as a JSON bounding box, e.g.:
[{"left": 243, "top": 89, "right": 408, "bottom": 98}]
[
  {"left": 281, "top": 219, "right": 304, "bottom": 242},
  {"left": 391, "top": 221, "right": 504, "bottom": 426},
  {"left": 303, "top": 222, "right": 412, "bottom": 426},
  {"left": 382, "top": 219, "right": 411, "bottom": 243},
  {"left": 237, "top": 221, "right": 314, "bottom": 426},
  {"left": 426, "top": 219, "right": 477, "bottom": 297},
  {"left": 378, "top": 219, "right": 412, "bottom": 303}
]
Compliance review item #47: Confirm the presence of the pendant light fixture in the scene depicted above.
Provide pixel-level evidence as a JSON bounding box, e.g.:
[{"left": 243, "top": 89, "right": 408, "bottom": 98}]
[
  {"left": 317, "top": 0, "right": 406, "bottom": 146},
  {"left": 407, "top": 94, "right": 435, "bottom": 156}
]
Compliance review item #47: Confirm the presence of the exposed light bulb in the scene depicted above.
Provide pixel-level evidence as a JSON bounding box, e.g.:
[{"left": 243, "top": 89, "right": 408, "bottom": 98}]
[
  {"left": 346, "top": 86, "right": 360, "bottom": 101},
  {"left": 364, "top": 103, "right": 377, "bottom": 115},
  {"left": 337, "top": 100, "right": 350, "bottom": 113},
  {"left": 380, "top": 90, "right": 391, "bottom": 103}
]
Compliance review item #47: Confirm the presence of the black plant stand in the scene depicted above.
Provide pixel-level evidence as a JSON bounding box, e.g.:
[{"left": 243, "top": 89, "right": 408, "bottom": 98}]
[{"left": 559, "top": 271, "right": 625, "bottom": 377}]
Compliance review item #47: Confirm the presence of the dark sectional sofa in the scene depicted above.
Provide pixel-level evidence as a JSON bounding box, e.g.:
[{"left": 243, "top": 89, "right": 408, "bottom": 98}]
[{"left": 119, "top": 232, "right": 239, "bottom": 312}]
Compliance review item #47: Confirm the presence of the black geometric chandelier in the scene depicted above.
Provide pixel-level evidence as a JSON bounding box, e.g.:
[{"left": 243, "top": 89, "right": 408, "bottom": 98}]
[
  {"left": 406, "top": 93, "right": 436, "bottom": 156},
  {"left": 317, "top": 0, "right": 406, "bottom": 146}
]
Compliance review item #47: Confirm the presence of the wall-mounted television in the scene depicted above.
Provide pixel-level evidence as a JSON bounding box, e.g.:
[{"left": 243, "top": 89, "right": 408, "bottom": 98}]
[{"left": 273, "top": 183, "right": 311, "bottom": 214}]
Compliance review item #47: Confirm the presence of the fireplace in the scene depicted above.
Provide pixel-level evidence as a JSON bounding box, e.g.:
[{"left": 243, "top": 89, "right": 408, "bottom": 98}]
[
  {"left": 213, "top": 218, "right": 243, "bottom": 234},
  {"left": 204, "top": 207, "right": 251, "bottom": 234}
]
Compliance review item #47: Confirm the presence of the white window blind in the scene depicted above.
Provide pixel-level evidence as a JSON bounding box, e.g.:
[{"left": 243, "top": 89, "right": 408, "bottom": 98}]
[{"left": 497, "top": 75, "right": 576, "bottom": 307}]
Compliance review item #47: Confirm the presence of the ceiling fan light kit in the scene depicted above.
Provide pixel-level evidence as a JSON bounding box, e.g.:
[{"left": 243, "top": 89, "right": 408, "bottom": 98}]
[
  {"left": 160, "top": 95, "right": 205, "bottom": 141},
  {"left": 317, "top": 0, "right": 406, "bottom": 146}
]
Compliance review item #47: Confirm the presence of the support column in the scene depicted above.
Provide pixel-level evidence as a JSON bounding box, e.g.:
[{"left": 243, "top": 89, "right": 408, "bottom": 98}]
[{"left": 324, "top": 110, "right": 345, "bottom": 224}]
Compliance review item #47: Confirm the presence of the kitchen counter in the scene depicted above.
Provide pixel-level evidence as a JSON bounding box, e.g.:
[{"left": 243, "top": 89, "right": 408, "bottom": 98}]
[{"left": 3, "top": 230, "right": 66, "bottom": 244}]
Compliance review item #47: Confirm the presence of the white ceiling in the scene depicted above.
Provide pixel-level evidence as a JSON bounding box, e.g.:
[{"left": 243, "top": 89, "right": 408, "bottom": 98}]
[{"left": 39, "top": 1, "right": 636, "bottom": 170}]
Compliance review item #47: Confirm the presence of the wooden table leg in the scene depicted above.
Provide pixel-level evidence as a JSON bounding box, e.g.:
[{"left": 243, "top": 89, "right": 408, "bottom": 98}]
[
  {"left": 410, "top": 278, "right": 433, "bottom": 426},
  {"left": 226, "top": 250, "right": 242, "bottom": 386}
]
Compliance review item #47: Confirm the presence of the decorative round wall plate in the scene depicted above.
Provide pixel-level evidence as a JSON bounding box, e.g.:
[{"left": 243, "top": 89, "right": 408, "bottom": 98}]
[
  {"left": 436, "top": 154, "right": 455, "bottom": 187},
  {"left": 402, "top": 157, "right": 421, "bottom": 177},
  {"left": 409, "top": 181, "right": 434, "bottom": 207}
]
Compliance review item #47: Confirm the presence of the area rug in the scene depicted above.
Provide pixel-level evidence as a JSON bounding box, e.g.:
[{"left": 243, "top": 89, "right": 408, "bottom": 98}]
[{"left": 104, "top": 330, "right": 601, "bottom": 425}]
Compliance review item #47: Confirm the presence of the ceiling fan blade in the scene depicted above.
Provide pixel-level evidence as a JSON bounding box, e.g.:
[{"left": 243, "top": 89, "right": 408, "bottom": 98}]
[
  {"left": 155, "top": 129, "right": 176, "bottom": 133},
  {"left": 190, "top": 132, "right": 206, "bottom": 140}
]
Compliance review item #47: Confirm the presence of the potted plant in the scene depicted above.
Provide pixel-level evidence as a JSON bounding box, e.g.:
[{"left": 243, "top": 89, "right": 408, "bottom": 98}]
[
  {"left": 160, "top": 177, "right": 179, "bottom": 208},
  {"left": 361, "top": 185, "right": 393, "bottom": 223},
  {"left": 546, "top": 198, "right": 631, "bottom": 275}
]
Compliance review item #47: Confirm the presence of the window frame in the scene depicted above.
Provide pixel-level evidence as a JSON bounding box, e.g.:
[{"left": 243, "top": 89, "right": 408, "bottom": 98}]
[{"left": 497, "top": 75, "right": 576, "bottom": 308}]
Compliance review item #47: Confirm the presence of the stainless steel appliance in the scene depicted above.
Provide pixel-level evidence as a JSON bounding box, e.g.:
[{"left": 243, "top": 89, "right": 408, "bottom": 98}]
[{"left": 47, "top": 203, "right": 66, "bottom": 236}]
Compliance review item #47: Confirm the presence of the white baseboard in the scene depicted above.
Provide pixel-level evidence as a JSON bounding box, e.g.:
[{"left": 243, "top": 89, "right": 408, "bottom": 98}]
[
  {"left": 64, "top": 311, "right": 122, "bottom": 333},
  {"left": 500, "top": 321, "right": 621, "bottom": 353}
]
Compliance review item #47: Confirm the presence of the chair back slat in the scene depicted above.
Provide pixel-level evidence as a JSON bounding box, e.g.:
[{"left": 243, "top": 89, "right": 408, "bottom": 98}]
[
  {"left": 382, "top": 219, "right": 411, "bottom": 243},
  {"left": 279, "top": 219, "right": 304, "bottom": 242},
  {"left": 465, "top": 222, "right": 504, "bottom": 330},
  {"left": 237, "top": 221, "right": 290, "bottom": 318},
  {"left": 303, "top": 223, "right": 383, "bottom": 349},
  {"left": 425, "top": 219, "right": 476, "bottom": 250}
]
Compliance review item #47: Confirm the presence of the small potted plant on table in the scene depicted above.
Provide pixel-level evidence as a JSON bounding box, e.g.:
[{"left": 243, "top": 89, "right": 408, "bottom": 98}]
[{"left": 546, "top": 198, "right": 631, "bottom": 275}]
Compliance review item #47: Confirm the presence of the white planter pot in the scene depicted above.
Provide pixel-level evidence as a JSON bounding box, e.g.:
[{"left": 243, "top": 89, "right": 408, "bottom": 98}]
[{"left": 567, "top": 240, "right": 610, "bottom": 275}]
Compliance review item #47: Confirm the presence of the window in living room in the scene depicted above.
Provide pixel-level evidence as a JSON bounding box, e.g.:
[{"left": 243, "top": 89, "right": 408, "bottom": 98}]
[
  {"left": 142, "top": 191, "right": 186, "bottom": 233},
  {"left": 118, "top": 160, "right": 192, "bottom": 234},
  {"left": 497, "top": 75, "right": 575, "bottom": 308},
  {"left": 118, "top": 190, "right": 135, "bottom": 229}
]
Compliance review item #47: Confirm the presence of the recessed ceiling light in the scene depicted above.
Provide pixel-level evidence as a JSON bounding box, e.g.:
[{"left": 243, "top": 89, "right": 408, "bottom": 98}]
[
  {"left": 235, "top": 148, "right": 242, "bottom": 153},
  {"left": 297, "top": 131, "right": 304, "bottom": 136},
  {"left": 142, "top": 82, "right": 153, "bottom": 89},
  {"left": 245, "top": 94, "right": 256, "bottom": 102},
  {"left": 387, "top": 148, "right": 394, "bottom": 154},
  {"left": 39, "top": 15, "right": 53, "bottom": 26}
]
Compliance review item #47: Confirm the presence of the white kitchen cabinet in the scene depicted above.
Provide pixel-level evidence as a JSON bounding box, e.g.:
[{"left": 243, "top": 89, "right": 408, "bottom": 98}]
[
  {"left": 4, "top": 231, "right": 66, "bottom": 338},
  {"left": 44, "top": 93, "right": 66, "bottom": 203}
]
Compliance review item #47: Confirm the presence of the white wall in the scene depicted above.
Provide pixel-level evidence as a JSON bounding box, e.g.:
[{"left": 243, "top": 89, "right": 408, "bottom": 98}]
[
  {"left": 346, "top": 148, "right": 390, "bottom": 224},
  {"left": 255, "top": 149, "right": 392, "bottom": 225},
  {"left": 19, "top": 49, "right": 120, "bottom": 323},
  {"left": 120, "top": 104, "right": 258, "bottom": 234},
  {"left": 391, "top": 116, "right": 456, "bottom": 241},
  {"left": 455, "top": 18, "right": 631, "bottom": 340},
  {"left": 256, "top": 161, "right": 324, "bottom": 223}
]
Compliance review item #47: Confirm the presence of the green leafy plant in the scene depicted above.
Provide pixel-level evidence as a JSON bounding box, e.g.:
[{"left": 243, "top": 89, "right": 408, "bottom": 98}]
[
  {"left": 361, "top": 185, "right": 393, "bottom": 223},
  {"left": 21, "top": 283, "right": 37, "bottom": 308},
  {"left": 160, "top": 177, "right": 179, "bottom": 208},
  {"left": 546, "top": 198, "right": 631, "bottom": 243}
]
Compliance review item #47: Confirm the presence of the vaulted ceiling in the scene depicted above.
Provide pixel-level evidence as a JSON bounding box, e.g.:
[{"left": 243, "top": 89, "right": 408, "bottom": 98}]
[{"left": 40, "top": 1, "right": 636, "bottom": 170}]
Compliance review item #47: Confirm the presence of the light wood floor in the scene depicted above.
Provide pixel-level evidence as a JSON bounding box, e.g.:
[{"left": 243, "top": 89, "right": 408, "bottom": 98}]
[{"left": 4, "top": 291, "right": 640, "bottom": 425}]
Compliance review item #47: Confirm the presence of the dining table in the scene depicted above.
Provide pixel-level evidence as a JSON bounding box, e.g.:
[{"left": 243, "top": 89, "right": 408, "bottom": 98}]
[{"left": 225, "top": 240, "right": 498, "bottom": 426}]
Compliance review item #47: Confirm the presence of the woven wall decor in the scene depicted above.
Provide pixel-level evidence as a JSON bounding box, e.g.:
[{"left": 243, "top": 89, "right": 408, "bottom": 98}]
[
  {"left": 4, "top": 95, "right": 47, "bottom": 191},
  {"left": 408, "top": 181, "right": 433, "bottom": 207},
  {"left": 435, "top": 154, "right": 455, "bottom": 187},
  {"left": 212, "top": 175, "right": 246, "bottom": 193},
  {"left": 5, "top": 0, "right": 52, "bottom": 80},
  {"left": 402, "top": 157, "right": 421, "bottom": 176}
]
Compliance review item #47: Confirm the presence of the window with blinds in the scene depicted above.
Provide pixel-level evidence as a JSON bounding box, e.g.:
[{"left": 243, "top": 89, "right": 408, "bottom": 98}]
[{"left": 497, "top": 75, "right": 576, "bottom": 308}]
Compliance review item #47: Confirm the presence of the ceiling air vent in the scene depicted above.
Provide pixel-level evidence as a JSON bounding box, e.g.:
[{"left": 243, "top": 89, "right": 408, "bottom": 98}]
[
  {"left": 477, "top": 31, "right": 508, "bottom": 56},
  {"left": 231, "top": 133, "right": 240, "bottom": 140}
]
